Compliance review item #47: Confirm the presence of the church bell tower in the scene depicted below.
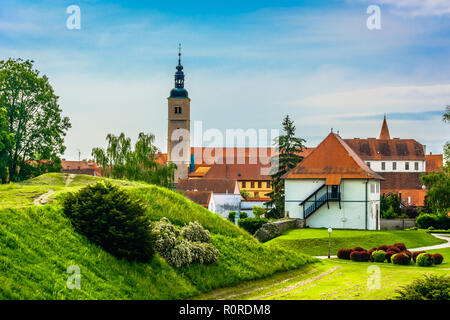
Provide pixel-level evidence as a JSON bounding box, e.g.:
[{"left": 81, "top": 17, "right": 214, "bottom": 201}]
[{"left": 167, "top": 44, "right": 191, "bottom": 183}]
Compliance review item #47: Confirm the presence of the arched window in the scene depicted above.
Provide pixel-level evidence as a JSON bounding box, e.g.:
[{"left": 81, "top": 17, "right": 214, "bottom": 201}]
[{"left": 174, "top": 106, "right": 182, "bottom": 114}]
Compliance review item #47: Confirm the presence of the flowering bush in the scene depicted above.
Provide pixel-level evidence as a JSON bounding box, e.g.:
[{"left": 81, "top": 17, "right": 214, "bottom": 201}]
[
  {"left": 152, "top": 217, "right": 179, "bottom": 255},
  {"left": 166, "top": 240, "right": 192, "bottom": 268},
  {"left": 189, "top": 242, "right": 219, "bottom": 264},
  {"left": 181, "top": 221, "right": 211, "bottom": 243}
]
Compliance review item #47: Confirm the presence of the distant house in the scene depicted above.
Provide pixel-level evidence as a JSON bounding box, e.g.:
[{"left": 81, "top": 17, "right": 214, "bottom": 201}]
[
  {"left": 283, "top": 133, "right": 383, "bottom": 230},
  {"left": 61, "top": 159, "right": 102, "bottom": 177},
  {"left": 176, "top": 179, "right": 241, "bottom": 217},
  {"left": 184, "top": 190, "right": 215, "bottom": 212}
]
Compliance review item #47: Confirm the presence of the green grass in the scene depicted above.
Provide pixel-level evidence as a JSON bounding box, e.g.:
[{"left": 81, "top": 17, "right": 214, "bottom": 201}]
[
  {"left": 196, "top": 257, "right": 450, "bottom": 300},
  {"left": 0, "top": 173, "right": 316, "bottom": 299},
  {"left": 266, "top": 228, "right": 446, "bottom": 256}
]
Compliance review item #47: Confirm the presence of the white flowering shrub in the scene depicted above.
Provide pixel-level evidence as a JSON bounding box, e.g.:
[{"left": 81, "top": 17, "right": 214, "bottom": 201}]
[
  {"left": 151, "top": 217, "right": 179, "bottom": 255},
  {"left": 166, "top": 240, "right": 192, "bottom": 268},
  {"left": 181, "top": 221, "right": 210, "bottom": 243},
  {"left": 189, "top": 242, "right": 219, "bottom": 264}
]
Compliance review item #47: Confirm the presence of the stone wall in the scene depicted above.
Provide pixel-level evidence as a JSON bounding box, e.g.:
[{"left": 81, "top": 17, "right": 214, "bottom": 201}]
[
  {"left": 380, "top": 219, "right": 416, "bottom": 230},
  {"left": 254, "top": 218, "right": 304, "bottom": 242}
]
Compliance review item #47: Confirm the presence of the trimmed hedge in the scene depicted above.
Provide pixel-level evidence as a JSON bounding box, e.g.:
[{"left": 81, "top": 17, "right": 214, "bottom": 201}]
[
  {"left": 432, "top": 253, "right": 444, "bottom": 265},
  {"left": 393, "top": 252, "right": 411, "bottom": 265},
  {"left": 372, "top": 250, "right": 386, "bottom": 262},
  {"left": 350, "top": 250, "right": 370, "bottom": 262},
  {"left": 413, "top": 251, "right": 426, "bottom": 263},
  {"left": 337, "top": 249, "right": 352, "bottom": 260},
  {"left": 417, "top": 253, "right": 433, "bottom": 267},
  {"left": 377, "top": 245, "right": 389, "bottom": 252},
  {"left": 394, "top": 243, "right": 407, "bottom": 251},
  {"left": 238, "top": 217, "right": 269, "bottom": 235}
]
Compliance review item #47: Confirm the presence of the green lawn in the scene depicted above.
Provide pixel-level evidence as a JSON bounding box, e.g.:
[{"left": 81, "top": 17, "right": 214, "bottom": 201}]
[
  {"left": 0, "top": 173, "right": 316, "bottom": 299},
  {"left": 196, "top": 253, "right": 450, "bottom": 300},
  {"left": 266, "top": 228, "right": 446, "bottom": 256}
]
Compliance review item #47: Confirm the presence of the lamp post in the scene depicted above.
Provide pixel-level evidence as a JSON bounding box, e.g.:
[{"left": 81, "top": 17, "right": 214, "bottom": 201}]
[{"left": 328, "top": 226, "right": 332, "bottom": 259}]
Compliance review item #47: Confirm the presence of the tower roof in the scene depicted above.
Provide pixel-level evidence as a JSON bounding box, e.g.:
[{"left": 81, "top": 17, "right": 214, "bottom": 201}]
[
  {"left": 378, "top": 115, "right": 391, "bottom": 140},
  {"left": 169, "top": 43, "right": 189, "bottom": 99},
  {"left": 283, "top": 133, "right": 383, "bottom": 183}
]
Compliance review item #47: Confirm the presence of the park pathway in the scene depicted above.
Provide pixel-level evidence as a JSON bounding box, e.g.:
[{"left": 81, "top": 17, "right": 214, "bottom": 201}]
[
  {"left": 314, "top": 233, "right": 450, "bottom": 259},
  {"left": 33, "top": 189, "right": 55, "bottom": 206}
]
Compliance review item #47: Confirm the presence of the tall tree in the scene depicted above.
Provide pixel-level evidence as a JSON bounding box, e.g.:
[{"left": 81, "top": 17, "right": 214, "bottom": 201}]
[
  {"left": 0, "top": 58, "right": 71, "bottom": 182},
  {"left": 92, "top": 132, "right": 176, "bottom": 188},
  {"left": 265, "top": 115, "right": 306, "bottom": 218},
  {"left": 0, "top": 107, "right": 14, "bottom": 183},
  {"left": 443, "top": 105, "right": 450, "bottom": 170}
]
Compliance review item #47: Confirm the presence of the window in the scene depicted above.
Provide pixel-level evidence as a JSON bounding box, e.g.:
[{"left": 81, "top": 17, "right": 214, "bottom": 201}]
[
  {"left": 366, "top": 162, "right": 371, "bottom": 168},
  {"left": 392, "top": 162, "right": 397, "bottom": 170},
  {"left": 174, "top": 106, "right": 182, "bottom": 114},
  {"left": 381, "top": 162, "right": 386, "bottom": 171},
  {"left": 405, "top": 162, "right": 409, "bottom": 170},
  {"left": 376, "top": 183, "right": 379, "bottom": 193},
  {"left": 251, "top": 182, "right": 255, "bottom": 188},
  {"left": 242, "top": 181, "right": 246, "bottom": 188},
  {"left": 266, "top": 182, "right": 270, "bottom": 188},
  {"left": 415, "top": 162, "right": 419, "bottom": 171},
  {"left": 370, "top": 184, "right": 375, "bottom": 193},
  {"left": 258, "top": 181, "right": 262, "bottom": 188}
]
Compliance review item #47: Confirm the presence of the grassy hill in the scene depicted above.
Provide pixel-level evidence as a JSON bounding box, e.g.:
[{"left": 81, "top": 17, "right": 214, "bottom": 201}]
[{"left": 0, "top": 173, "right": 316, "bottom": 299}]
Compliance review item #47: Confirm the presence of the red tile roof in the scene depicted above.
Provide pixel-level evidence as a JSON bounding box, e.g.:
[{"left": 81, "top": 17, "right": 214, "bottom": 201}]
[
  {"left": 426, "top": 154, "right": 443, "bottom": 172},
  {"left": 344, "top": 138, "right": 425, "bottom": 161},
  {"left": 380, "top": 172, "right": 424, "bottom": 190},
  {"left": 61, "top": 159, "right": 102, "bottom": 176},
  {"left": 176, "top": 179, "right": 239, "bottom": 194},
  {"left": 203, "top": 163, "right": 271, "bottom": 181},
  {"left": 184, "top": 191, "right": 212, "bottom": 207},
  {"left": 284, "top": 133, "right": 384, "bottom": 183}
]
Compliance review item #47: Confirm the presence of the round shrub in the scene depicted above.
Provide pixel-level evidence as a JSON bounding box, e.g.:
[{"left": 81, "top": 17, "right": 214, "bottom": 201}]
[
  {"left": 238, "top": 217, "right": 269, "bottom": 235},
  {"left": 417, "top": 253, "right": 433, "bottom": 267},
  {"left": 189, "top": 242, "right": 219, "bottom": 264},
  {"left": 416, "top": 213, "right": 438, "bottom": 229},
  {"left": 166, "top": 240, "right": 193, "bottom": 268},
  {"left": 387, "top": 246, "right": 401, "bottom": 253},
  {"left": 377, "top": 245, "right": 389, "bottom": 252},
  {"left": 181, "top": 221, "right": 210, "bottom": 243},
  {"left": 227, "top": 211, "right": 236, "bottom": 223},
  {"left": 62, "top": 182, "right": 155, "bottom": 262},
  {"left": 152, "top": 217, "right": 179, "bottom": 255},
  {"left": 337, "top": 249, "right": 352, "bottom": 260},
  {"left": 386, "top": 251, "right": 396, "bottom": 263},
  {"left": 393, "top": 252, "right": 411, "bottom": 265},
  {"left": 239, "top": 211, "right": 248, "bottom": 219},
  {"left": 372, "top": 250, "right": 387, "bottom": 262},
  {"left": 432, "top": 253, "right": 444, "bottom": 265},
  {"left": 352, "top": 246, "right": 366, "bottom": 252},
  {"left": 350, "top": 250, "right": 370, "bottom": 262},
  {"left": 394, "top": 243, "right": 407, "bottom": 251},
  {"left": 413, "top": 251, "right": 426, "bottom": 263}
]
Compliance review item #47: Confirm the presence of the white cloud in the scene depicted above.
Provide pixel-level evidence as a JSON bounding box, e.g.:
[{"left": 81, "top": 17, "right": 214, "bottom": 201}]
[{"left": 358, "top": 0, "right": 450, "bottom": 17}]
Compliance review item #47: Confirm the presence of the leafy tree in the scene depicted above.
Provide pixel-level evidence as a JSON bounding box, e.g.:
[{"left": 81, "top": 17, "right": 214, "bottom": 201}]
[
  {"left": 92, "top": 132, "right": 176, "bottom": 188},
  {"left": 265, "top": 115, "right": 306, "bottom": 218},
  {"left": 420, "top": 171, "right": 450, "bottom": 214},
  {"left": 443, "top": 106, "right": 450, "bottom": 170},
  {"left": 380, "top": 193, "right": 401, "bottom": 216},
  {"left": 0, "top": 58, "right": 71, "bottom": 182},
  {"left": 0, "top": 107, "right": 14, "bottom": 183}
]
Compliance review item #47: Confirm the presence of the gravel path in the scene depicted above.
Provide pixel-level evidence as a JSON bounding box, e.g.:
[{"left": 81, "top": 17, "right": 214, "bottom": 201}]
[
  {"left": 314, "top": 233, "right": 450, "bottom": 259},
  {"left": 33, "top": 189, "right": 55, "bottom": 206}
]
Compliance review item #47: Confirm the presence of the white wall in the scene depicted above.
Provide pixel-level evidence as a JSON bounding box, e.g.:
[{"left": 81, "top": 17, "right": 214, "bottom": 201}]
[
  {"left": 365, "top": 160, "right": 425, "bottom": 172},
  {"left": 284, "top": 179, "right": 381, "bottom": 230},
  {"left": 213, "top": 194, "right": 241, "bottom": 217}
]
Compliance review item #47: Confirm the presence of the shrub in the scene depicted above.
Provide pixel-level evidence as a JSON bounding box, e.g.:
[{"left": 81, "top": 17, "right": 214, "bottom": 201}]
[
  {"left": 254, "top": 223, "right": 281, "bottom": 242},
  {"left": 337, "top": 249, "right": 352, "bottom": 260},
  {"left": 417, "top": 253, "right": 433, "bottom": 267},
  {"left": 165, "top": 239, "right": 193, "bottom": 268},
  {"left": 350, "top": 250, "right": 370, "bottom": 262},
  {"left": 152, "top": 217, "right": 179, "bottom": 255},
  {"left": 413, "top": 251, "right": 426, "bottom": 263},
  {"left": 238, "top": 217, "right": 269, "bottom": 235},
  {"left": 416, "top": 213, "right": 438, "bottom": 229},
  {"left": 62, "top": 182, "right": 155, "bottom": 262},
  {"left": 432, "top": 253, "right": 444, "bottom": 265},
  {"left": 181, "top": 221, "right": 210, "bottom": 243},
  {"left": 387, "top": 246, "right": 401, "bottom": 253},
  {"left": 394, "top": 243, "right": 407, "bottom": 251},
  {"left": 382, "top": 206, "right": 396, "bottom": 219},
  {"left": 227, "top": 211, "right": 236, "bottom": 223},
  {"left": 352, "top": 246, "right": 366, "bottom": 252},
  {"left": 189, "top": 242, "right": 219, "bottom": 264},
  {"left": 393, "top": 252, "right": 411, "bottom": 265},
  {"left": 394, "top": 274, "right": 450, "bottom": 300},
  {"left": 386, "top": 251, "right": 396, "bottom": 263},
  {"left": 377, "top": 245, "right": 389, "bottom": 252},
  {"left": 239, "top": 212, "right": 248, "bottom": 219},
  {"left": 252, "top": 206, "right": 265, "bottom": 218},
  {"left": 372, "top": 250, "right": 387, "bottom": 262}
]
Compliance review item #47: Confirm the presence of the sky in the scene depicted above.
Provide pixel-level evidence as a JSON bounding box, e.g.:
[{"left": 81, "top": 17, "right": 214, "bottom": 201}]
[{"left": 1, "top": 0, "right": 449, "bottom": 160}]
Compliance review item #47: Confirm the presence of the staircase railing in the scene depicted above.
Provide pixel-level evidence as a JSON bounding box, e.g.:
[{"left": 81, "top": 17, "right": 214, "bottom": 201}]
[{"left": 300, "top": 184, "right": 341, "bottom": 219}]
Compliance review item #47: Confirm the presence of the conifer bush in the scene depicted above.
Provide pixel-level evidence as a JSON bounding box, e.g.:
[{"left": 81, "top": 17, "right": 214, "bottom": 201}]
[
  {"left": 393, "top": 252, "right": 411, "bottom": 265},
  {"left": 62, "top": 182, "right": 155, "bottom": 262},
  {"left": 432, "top": 253, "right": 444, "bottom": 265},
  {"left": 372, "top": 250, "right": 386, "bottom": 262},
  {"left": 417, "top": 253, "right": 433, "bottom": 267}
]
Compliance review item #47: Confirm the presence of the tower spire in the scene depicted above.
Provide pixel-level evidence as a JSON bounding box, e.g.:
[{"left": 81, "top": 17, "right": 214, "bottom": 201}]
[
  {"left": 174, "top": 43, "right": 185, "bottom": 89},
  {"left": 378, "top": 114, "right": 391, "bottom": 140}
]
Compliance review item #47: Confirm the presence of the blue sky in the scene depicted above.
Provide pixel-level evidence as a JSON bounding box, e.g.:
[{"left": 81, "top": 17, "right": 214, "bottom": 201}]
[{"left": 1, "top": 0, "right": 449, "bottom": 159}]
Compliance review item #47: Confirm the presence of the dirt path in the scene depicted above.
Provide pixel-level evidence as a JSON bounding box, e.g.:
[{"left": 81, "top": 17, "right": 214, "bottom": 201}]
[
  {"left": 65, "top": 173, "right": 76, "bottom": 187},
  {"left": 33, "top": 189, "right": 55, "bottom": 206}
]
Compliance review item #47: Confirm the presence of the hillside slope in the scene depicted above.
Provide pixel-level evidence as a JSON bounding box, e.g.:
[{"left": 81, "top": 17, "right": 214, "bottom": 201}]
[{"left": 0, "top": 173, "right": 316, "bottom": 299}]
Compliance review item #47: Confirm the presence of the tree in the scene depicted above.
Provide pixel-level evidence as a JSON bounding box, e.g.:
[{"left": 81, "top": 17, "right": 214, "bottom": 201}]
[
  {"left": 0, "top": 58, "right": 71, "bottom": 182},
  {"left": 420, "top": 171, "right": 450, "bottom": 214},
  {"left": 265, "top": 115, "right": 306, "bottom": 218},
  {"left": 0, "top": 107, "right": 14, "bottom": 183},
  {"left": 443, "top": 106, "right": 450, "bottom": 170},
  {"left": 92, "top": 132, "right": 176, "bottom": 188}
]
